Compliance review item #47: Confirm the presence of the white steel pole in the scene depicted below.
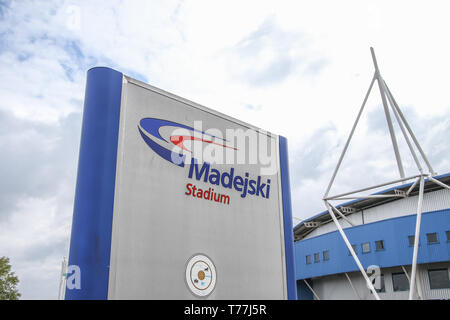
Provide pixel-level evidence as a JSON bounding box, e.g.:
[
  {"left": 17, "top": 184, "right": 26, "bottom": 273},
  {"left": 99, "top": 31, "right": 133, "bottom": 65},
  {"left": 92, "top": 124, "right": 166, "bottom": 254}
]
[
  {"left": 325, "top": 174, "right": 421, "bottom": 200},
  {"left": 401, "top": 265, "right": 423, "bottom": 300},
  {"left": 58, "top": 257, "right": 66, "bottom": 300},
  {"left": 331, "top": 195, "right": 405, "bottom": 200},
  {"left": 428, "top": 177, "right": 450, "bottom": 190},
  {"left": 324, "top": 200, "right": 381, "bottom": 300},
  {"left": 328, "top": 203, "right": 355, "bottom": 227},
  {"left": 384, "top": 83, "right": 436, "bottom": 176},
  {"left": 383, "top": 80, "right": 423, "bottom": 174},
  {"left": 409, "top": 175, "right": 425, "bottom": 300},
  {"left": 303, "top": 279, "right": 321, "bottom": 300},
  {"left": 62, "top": 257, "right": 67, "bottom": 300},
  {"left": 323, "top": 75, "right": 376, "bottom": 198},
  {"left": 415, "top": 266, "right": 424, "bottom": 300},
  {"left": 371, "top": 47, "right": 405, "bottom": 180},
  {"left": 406, "top": 178, "right": 420, "bottom": 196},
  {"left": 345, "top": 272, "right": 361, "bottom": 300}
]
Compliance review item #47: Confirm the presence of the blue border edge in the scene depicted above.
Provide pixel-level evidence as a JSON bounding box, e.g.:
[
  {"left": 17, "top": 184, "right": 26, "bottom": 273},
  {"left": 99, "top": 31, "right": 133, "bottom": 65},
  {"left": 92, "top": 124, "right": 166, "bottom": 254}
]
[
  {"left": 279, "top": 136, "right": 297, "bottom": 300},
  {"left": 66, "top": 67, "right": 123, "bottom": 300}
]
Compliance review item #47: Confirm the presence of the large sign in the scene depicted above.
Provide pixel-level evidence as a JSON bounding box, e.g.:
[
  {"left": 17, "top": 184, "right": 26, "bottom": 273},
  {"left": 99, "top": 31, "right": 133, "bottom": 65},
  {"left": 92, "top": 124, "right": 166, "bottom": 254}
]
[{"left": 66, "top": 67, "right": 296, "bottom": 299}]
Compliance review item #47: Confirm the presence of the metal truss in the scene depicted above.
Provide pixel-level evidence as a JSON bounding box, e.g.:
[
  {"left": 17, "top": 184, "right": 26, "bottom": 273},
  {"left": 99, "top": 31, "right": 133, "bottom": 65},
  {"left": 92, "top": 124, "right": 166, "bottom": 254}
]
[{"left": 322, "top": 48, "right": 450, "bottom": 300}]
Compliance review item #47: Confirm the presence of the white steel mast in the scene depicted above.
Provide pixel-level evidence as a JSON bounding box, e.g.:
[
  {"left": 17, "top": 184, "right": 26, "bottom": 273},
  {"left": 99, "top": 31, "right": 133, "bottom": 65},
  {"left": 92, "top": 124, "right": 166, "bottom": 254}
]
[{"left": 322, "top": 47, "right": 448, "bottom": 300}]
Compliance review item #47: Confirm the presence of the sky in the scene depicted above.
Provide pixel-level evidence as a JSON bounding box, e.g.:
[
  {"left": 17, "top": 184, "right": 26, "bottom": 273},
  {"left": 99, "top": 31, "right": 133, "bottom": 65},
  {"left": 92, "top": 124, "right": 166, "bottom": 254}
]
[{"left": 0, "top": 0, "right": 449, "bottom": 299}]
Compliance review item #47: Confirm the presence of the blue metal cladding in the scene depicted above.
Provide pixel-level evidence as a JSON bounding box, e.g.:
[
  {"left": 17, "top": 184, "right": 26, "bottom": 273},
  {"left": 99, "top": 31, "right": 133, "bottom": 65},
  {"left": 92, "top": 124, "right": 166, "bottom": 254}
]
[
  {"left": 295, "top": 209, "right": 450, "bottom": 280},
  {"left": 66, "top": 67, "right": 123, "bottom": 299},
  {"left": 279, "top": 136, "right": 297, "bottom": 300}
]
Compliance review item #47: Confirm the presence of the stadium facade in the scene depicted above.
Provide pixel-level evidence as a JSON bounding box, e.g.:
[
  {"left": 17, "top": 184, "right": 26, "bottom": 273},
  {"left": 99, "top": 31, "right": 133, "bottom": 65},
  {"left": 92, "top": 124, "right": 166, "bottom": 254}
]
[{"left": 294, "top": 173, "right": 450, "bottom": 300}]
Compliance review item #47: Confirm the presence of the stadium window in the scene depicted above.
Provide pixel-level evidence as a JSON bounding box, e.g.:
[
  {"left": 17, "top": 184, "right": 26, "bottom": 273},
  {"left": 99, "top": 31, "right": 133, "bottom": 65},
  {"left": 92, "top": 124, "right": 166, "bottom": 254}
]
[
  {"left": 408, "top": 235, "right": 417, "bottom": 247},
  {"left": 428, "top": 269, "right": 450, "bottom": 289},
  {"left": 314, "top": 253, "right": 320, "bottom": 263},
  {"left": 392, "top": 272, "right": 410, "bottom": 292},
  {"left": 306, "top": 255, "right": 311, "bottom": 265},
  {"left": 348, "top": 244, "right": 357, "bottom": 255},
  {"left": 375, "top": 240, "right": 385, "bottom": 251},
  {"left": 362, "top": 242, "right": 371, "bottom": 253},
  {"left": 323, "top": 250, "right": 329, "bottom": 261},
  {"left": 447, "top": 231, "right": 450, "bottom": 242},
  {"left": 426, "top": 232, "right": 439, "bottom": 244}
]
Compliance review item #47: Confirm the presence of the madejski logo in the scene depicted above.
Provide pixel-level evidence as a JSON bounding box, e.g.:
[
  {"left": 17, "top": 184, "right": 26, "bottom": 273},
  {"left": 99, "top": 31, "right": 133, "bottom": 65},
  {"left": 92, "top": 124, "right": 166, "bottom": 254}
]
[
  {"left": 138, "top": 117, "right": 271, "bottom": 200},
  {"left": 137, "top": 117, "right": 234, "bottom": 167}
]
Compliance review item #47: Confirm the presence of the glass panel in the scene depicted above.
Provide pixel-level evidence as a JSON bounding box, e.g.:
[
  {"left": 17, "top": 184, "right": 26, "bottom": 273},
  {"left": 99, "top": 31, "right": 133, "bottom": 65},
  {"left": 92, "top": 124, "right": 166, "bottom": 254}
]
[
  {"left": 428, "top": 269, "right": 450, "bottom": 289},
  {"left": 427, "top": 233, "right": 438, "bottom": 244},
  {"left": 314, "top": 253, "right": 320, "bottom": 263},
  {"left": 362, "top": 242, "right": 371, "bottom": 253},
  {"left": 375, "top": 240, "right": 384, "bottom": 250},
  {"left": 323, "top": 250, "right": 329, "bottom": 261},
  {"left": 392, "top": 272, "right": 410, "bottom": 292},
  {"left": 306, "top": 255, "right": 311, "bottom": 264}
]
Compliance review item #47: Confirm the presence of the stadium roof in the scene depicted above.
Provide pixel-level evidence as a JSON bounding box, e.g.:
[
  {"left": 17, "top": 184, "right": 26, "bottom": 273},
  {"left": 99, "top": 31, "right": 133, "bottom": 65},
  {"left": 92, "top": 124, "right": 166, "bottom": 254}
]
[{"left": 293, "top": 172, "right": 450, "bottom": 241}]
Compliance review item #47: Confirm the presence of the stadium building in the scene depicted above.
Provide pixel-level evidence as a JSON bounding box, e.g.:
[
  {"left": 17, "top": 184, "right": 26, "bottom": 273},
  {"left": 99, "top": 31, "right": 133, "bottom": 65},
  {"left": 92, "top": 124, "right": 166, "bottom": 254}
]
[
  {"left": 294, "top": 48, "right": 450, "bottom": 300},
  {"left": 294, "top": 173, "right": 450, "bottom": 300}
]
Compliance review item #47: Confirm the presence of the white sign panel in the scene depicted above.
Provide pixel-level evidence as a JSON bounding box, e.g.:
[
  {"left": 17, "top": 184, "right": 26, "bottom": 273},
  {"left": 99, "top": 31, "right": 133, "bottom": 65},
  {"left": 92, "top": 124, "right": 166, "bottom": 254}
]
[{"left": 65, "top": 67, "right": 296, "bottom": 300}]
